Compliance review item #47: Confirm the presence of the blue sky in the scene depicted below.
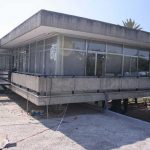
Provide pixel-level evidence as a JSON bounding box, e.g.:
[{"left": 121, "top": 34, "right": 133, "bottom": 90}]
[{"left": 0, "top": 0, "right": 150, "bottom": 38}]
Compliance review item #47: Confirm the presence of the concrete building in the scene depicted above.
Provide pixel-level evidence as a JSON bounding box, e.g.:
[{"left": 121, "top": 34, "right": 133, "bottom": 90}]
[{"left": 0, "top": 9, "right": 150, "bottom": 106}]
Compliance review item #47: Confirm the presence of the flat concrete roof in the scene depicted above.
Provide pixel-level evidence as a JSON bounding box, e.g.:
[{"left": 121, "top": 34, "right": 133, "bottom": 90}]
[{"left": 1, "top": 9, "right": 150, "bottom": 48}]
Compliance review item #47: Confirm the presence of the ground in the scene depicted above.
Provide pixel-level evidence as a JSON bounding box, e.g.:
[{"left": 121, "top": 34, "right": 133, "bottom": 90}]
[{"left": 0, "top": 93, "right": 150, "bottom": 150}]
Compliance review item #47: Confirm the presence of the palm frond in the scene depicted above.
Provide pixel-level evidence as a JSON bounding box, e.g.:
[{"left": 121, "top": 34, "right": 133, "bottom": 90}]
[{"left": 122, "top": 18, "right": 142, "bottom": 30}]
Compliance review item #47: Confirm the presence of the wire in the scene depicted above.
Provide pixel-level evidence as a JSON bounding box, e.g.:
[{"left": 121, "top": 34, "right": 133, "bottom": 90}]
[
  {"left": 14, "top": 104, "right": 69, "bottom": 144},
  {"left": 55, "top": 104, "right": 69, "bottom": 131}
]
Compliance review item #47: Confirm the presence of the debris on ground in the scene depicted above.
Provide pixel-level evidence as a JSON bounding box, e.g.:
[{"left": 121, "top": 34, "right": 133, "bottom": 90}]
[{"left": 31, "top": 110, "right": 44, "bottom": 116}]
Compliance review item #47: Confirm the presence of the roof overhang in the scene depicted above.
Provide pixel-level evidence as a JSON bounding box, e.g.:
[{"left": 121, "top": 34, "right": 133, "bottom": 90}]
[
  {"left": 1, "top": 10, "right": 150, "bottom": 49},
  {"left": 1, "top": 25, "right": 150, "bottom": 49}
]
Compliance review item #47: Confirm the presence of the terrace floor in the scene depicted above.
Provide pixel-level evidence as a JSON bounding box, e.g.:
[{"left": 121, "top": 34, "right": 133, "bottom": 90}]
[{"left": 0, "top": 93, "right": 150, "bottom": 150}]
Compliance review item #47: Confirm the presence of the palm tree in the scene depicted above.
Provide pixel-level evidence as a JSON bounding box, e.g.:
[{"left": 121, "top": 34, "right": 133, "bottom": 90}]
[{"left": 122, "top": 18, "right": 142, "bottom": 30}]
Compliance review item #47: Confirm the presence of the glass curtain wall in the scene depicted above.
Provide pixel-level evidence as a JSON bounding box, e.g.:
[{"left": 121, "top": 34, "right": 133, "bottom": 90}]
[
  {"left": 123, "top": 46, "right": 138, "bottom": 76},
  {"left": 138, "top": 49, "right": 149, "bottom": 76},
  {"left": 63, "top": 37, "right": 86, "bottom": 75},
  {"left": 63, "top": 36, "right": 150, "bottom": 77},
  {"left": 0, "top": 54, "right": 10, "bottom": 70},
  {"left": 106, "top": 43, "right": 123, "bottom": 77},
  {"left": 12, "top": 35, "right": 150, "bottom": 77},
  {"left": 36, "top": 40, "right": 44, "bottom": 74},
  {"left": 13, "top": 36, "right": 57, "bottom": 75},
  {"left": 87, "top": 41, "right": 106, "bottom": 76},
  {"left": 45, "top": 37, "right": 57, "bottom": 75}
]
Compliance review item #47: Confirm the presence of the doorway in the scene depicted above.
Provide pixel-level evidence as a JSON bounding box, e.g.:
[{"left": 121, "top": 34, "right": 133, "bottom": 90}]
[{"left": 86, "top": 52, "right": 105, "bottom": 76}]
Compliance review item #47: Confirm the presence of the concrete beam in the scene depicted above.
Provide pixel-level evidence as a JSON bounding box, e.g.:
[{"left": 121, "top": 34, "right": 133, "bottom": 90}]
[{"left": 10, "top": 84, "right": 150, "bottom": 106}]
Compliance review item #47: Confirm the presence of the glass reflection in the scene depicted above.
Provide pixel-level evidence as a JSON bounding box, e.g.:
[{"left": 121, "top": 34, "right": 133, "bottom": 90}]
[
  {"left": 63, "top": 50, "right": 85, "bottom": 75},
  {"left": 86, "top": 53, "right": 95, "bottom": 76},
  {"left": 106, "top": 54, "right": 122, "bottom": 76},
  {"left": 64, "top": 37, "right": 86, "bottom": 50},
  {"left": 88, "top": 41, "right": 106, "bottom": 52}
]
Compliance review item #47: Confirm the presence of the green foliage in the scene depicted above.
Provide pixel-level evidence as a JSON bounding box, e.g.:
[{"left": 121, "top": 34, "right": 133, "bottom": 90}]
[{"left": 122, "top": 18, "right": 142, "bottom": 30}]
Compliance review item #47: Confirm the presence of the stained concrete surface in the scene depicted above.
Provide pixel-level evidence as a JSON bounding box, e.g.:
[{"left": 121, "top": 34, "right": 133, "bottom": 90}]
[{"left": 0, "top": 93, "right": 150, "bottom": 150}]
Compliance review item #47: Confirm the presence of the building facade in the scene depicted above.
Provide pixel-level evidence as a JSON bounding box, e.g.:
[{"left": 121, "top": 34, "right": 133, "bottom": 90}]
[{"left": 1, "top": 10, "right": 150, "bottom": 106}]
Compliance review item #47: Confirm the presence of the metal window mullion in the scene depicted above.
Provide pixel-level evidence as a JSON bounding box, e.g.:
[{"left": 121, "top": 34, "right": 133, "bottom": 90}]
[
  {"left": 95, "top": 53, "right": 97, "bottom": 76},
  {"left": 129, "top": 56, "right": 131, "bottom": 75},
  {"left": 122, "top": 44, "right": 124, "bottom": 76},
  {"left": 61, "top": 36, "right": 64, "bottom": 75},
  {"left": 35, "top": 41, "right": 37, "bottom": 74},
  {"left": 85, "top": 40, "right": 88, "bottom": 76},
  {"left": 43, "top": 39, "right": 46, "bottom": 74},
  {"left": 105, "top": 43, "right": 107, "bottom": 76},
  {"left": 18, "top": 49, "right": 19, "bottom": 71},
  {"left": 28, "top": 44, "right": 30, "bottom": 73},
  {"left": 137, "top": 49, "right": 139, "bottom": 75}
]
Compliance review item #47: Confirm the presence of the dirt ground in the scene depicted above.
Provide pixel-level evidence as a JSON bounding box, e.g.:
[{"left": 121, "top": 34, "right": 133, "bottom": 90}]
[
  {"left": 0, "top": 92, "right": 150, "bottom": 150},
  {"left": 126, "top": 107, "right": 150, "bottom": 123}
]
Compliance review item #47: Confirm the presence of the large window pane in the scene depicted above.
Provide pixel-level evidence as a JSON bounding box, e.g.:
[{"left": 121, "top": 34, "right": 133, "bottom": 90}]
[
  {"left": 45, "top": 38, "right": 57, "bottom": 75},
  {"left": 45, "top": 37, "right": 57, "bottom": 50},
  {"left": 25, "top": 45, "right": 29, "bottom": 72},
  {"left": 22, "top": 48, "right": 26, "bottom": 72},
  {"left": 107, "top": 43, "right": 122, "bottom": 54},
  {"left": 97, "top": 54, "right": 105, "bottom": 76},
  {"left": 138, "top": 58, "right": 149, "bottom": 72},
  {"left": 29, "top": 42, "right": 36, "bottom": 73},
  {"left": 88, "top": 41, "right": 105, "bottom": 52},
  {"left": 124, "top": 56, "right": 138, "bottom": 76},
  {"left": 16, "top": 51, "right": 19, "bottom": 71},
  {"left": 106, "top": 54, "right": 122, "bottom": 76},
  {"left": 36, "top": 40, "right": 44, "bottom": 74},
  {"left": 138, "top": 50, "right": 149, "bottom": 76},
  {"left": 124, "top": 46, "right": 138, "bottom": 56},
  {"left": 64, "top": 37, "right": 86, "bottom": 50},
  {"left": 86, "top": 53, "right": 95, "bottom": 76},
  {"left": 18, "top": 48, "right": 24, "bottom": 72},
  {"left": 63, "top": 50, "right": 85, "bottom": 75},
  {"left": 139, "top": 49, "right": 149, "bottom": 57}
]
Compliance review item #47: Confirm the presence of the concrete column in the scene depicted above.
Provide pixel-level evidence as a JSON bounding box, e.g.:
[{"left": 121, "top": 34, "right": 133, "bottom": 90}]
[
  {"left": 43, "top": 39, "right": 46, "bottom": 74},
  {"left": 28, "top": 44, "right": 30, "bottom": 73},
  {"left": 135, "top": 98, "right": 138, "bottom": 104},
  {"left": 55, "top": 35, "right": 64, "bottom": 75},
  {"left": 111, "top": 99, "right": 122, "bottom": 113},
  {"left": 123, "top": 99, "right": 128, "bottom": 113}
]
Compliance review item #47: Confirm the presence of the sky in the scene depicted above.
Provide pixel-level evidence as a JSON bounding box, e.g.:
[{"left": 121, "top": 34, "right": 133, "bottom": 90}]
[{"left": 0, "top": 0, "right": 150, "bottom": 38}]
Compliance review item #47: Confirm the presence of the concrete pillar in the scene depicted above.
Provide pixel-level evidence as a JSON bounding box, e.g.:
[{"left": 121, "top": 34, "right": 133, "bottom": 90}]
[
  {"left": 111, "top": 99, "right": 122, "bottom": 113},
  {"left": 135, "top": 98, "right": 138, "bottom": 104},
  {"left": 123, "top": 99, "right": 128, "bottom": 113}
]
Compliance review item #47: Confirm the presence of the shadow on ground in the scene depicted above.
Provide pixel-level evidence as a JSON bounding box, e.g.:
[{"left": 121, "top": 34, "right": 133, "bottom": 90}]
[{"left": 2, "top": 92, "right": 150, "bottom": 150}]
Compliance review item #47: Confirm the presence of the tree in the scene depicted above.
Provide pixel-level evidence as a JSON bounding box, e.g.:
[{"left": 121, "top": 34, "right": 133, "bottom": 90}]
[{"left": 122, "top": 18, "right": 142, "bottom": 30}]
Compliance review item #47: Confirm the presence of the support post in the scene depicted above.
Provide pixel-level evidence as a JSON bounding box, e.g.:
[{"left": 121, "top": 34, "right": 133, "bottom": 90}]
[
  {"left": 26, "top": 89, "right": 29, "bottom": 113},
  {"left": 103, "top": 92, "right": 109, "bottom": 110},
  {"left": 26, "top": 99, "right": 29, "bottom": 113},
  {"left": 123, "top": 98, "right": 128, "bottom": 113},
  {"left": 46, "top": 104, "right": 49, "bottom": 119},
  {"left": 135, "top": 98, "right": 138, "bottom": 104}
]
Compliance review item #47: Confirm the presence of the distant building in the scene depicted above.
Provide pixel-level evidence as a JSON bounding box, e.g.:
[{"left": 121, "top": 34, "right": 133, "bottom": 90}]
[{"left": 0, "top": 10, "right": 150, "bottom": 106}]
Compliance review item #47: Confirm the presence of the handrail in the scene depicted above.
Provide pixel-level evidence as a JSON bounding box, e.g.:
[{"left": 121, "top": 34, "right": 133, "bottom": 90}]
[{"left": 13, "top": 71, "right": 150, "bottom": 78}]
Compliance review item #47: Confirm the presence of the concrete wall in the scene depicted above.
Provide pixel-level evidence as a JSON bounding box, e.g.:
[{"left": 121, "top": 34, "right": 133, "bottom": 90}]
[
  {"left": 40, "top": 10, "right": 150, "bottom": 45},
  {"left": 1, "top": 10, "right": 150, "bottom": 48},
  {"left": 11, "top": 73, "right": 150, "bottom": 94},
  {"left": 10, "top": 84, "right": 150, "bottom": 106},
  {"left": 10, "top": 73, "right": 150, "bottom": 106}
]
